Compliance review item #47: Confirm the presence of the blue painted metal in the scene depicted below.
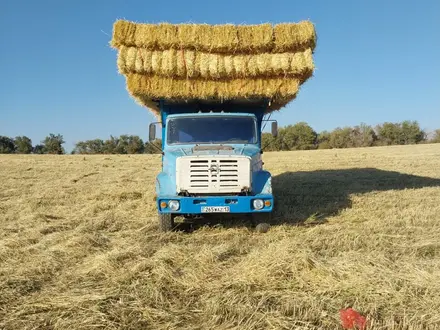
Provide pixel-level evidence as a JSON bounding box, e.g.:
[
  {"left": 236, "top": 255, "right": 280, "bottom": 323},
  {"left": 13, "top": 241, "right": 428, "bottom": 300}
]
[
  {"left": 155, "top": 99, "right": 274, "bottom": 215},
  {"left": 157, "top": 195, "right": 273, "bottom": 214}
]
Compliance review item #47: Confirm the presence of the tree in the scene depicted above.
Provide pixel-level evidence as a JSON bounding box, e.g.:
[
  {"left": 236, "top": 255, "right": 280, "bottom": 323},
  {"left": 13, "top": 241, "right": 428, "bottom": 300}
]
[
  {"left": 376, "top": 121, "right": 426, "bottom": 145},
  {"left": 317, "top": 131, "right": 331, "bottom": 149},
  {"left": 281, "top": 122, "right": 317, "bottom": 150},
  {"left": 100, "top": 135, "right": 145, "bottom": 154},
  {"left": 431, "top": 129, "right": 440, "bottom": 143},
  {"left": 376, "top": 122, "right": 401, "bottom": 146},
  {"left": 261, "top": 133, "right": 280, "bottom": 151},
  {"left": 329, "top": 127, "right": 353, "bottom": 148},
  {"left": 351, "top": 123, "right": 377, "bottom": 147},
  {"left": 73, "top": 139, "right": 105, "bottom": 154},
  {"left": 126, "top": 135, "right": 144, "bottom": 154},
  {"left": 0, "top": 136, "right": 15, "bottom": 154},
  {"left": 33, "top": 144, "right": 45, "bottom": 154},
  {"left": 145, "top": 139, "right": 162, "bottom": 154},
  {"left": 400, "top": 120, "right": 426, "bottom": 145},
  {"left": 115, "top": 135, "right": 130, "bottom": 154},
  {"left": 103, "top": 136, "right": 119, "bottom": 154},
  {"left": 42, "top": 134, "right": 65, "bottom": 154},
  {"left": 14, "top": 136, "right": 33, "bottom": 154}
]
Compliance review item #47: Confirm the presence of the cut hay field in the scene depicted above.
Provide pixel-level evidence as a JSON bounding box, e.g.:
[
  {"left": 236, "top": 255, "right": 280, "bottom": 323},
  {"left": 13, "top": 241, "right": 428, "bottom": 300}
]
[{"left": 1, "top": 144, "right": 440, "bottom": 330}]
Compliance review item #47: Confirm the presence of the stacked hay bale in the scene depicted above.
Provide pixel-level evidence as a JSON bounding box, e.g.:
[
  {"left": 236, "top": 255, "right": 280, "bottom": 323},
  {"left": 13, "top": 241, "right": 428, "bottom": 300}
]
[{"left": 111, "top": 20, "right": 316, "bottom": 116}]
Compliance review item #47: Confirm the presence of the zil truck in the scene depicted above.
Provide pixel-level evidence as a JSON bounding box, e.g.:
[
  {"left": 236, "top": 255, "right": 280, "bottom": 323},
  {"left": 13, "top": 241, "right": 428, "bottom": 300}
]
[{"left": 148, "top": 99, "right": 278, "bottom": 231}]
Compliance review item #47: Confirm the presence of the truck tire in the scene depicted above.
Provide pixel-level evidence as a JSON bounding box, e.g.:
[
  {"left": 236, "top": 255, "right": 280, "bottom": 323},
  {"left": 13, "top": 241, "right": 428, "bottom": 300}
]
[{"left": 158, "top": 213, "right": 175, "bottom": 232}]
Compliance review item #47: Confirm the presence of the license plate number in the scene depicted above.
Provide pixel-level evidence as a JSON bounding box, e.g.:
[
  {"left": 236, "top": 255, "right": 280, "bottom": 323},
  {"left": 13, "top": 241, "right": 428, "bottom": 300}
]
[{"left": 201, "top": 206, "right": 230, "bottom": 213}]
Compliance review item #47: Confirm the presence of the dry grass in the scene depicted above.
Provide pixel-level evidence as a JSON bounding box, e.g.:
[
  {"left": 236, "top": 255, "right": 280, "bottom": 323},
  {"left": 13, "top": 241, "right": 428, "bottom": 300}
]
[
  {"left": 111, "top": 20, "right": 316, "bottom": 54},
  {"left": 2, "top": 144, "right": 440, "bottom": 329}
]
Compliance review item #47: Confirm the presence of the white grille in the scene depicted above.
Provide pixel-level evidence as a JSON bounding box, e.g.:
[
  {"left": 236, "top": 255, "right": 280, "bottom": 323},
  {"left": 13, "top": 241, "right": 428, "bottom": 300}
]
[{"left": 176, "top": 156, "right": 251, "bottom": 194}]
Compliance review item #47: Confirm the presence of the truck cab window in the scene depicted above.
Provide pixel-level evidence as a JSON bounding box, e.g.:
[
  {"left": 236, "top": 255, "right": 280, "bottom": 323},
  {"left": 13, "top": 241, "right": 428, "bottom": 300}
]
[{"left": 167, "top": 116, "right": 257, "bottom": 145}]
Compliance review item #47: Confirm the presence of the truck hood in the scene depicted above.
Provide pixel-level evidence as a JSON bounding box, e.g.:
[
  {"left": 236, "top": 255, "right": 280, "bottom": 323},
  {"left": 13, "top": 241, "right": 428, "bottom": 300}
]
[{"left": 164, "top": 145, "right": 261, "bottom": 158}]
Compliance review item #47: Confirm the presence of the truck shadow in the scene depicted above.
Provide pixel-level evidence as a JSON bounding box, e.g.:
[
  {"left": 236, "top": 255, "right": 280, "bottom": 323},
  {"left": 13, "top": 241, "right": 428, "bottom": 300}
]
[
  {"left": 175, "top": 168, "right": 440, "bottom": 231},
  {"left": 175, "top": 168, "right": 440, "bottom": 232},
  {"left": 271, "top": 168, "right": 440, "bottom": 226}
]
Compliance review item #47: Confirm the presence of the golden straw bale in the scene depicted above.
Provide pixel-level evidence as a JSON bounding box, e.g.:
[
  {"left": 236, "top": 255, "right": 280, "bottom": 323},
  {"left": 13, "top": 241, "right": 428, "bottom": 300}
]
[
  {"left": 127, "top": 88, "right": 296, "bottom": 117},
  {"left": 141, "top": 49, "right": 153, "bottom": 74},
  {"left": 184, "top": 50, "right": 197, "bottom": 78},
  {"left": 117, "top": 46, "right": 129, "bottom": 74},
  {"left": 208, "top": 54, "right": 220, "bottom": 79},
  {"left": 224, "top": 55, "right": 235, "bottom": 76},
  {"left": 247, "top": 56, "right": 259, "bottom": 76},
  {"left": 126, "top": 47, "right": 137, "bottom": 73},
  {"left": 177, "top": 24, "right": 199, "bottom": 49},
  {"left": 111, "top": 20, "right": 316, "bottom": 54},
  {"left": 199, "top": 53, "right": 210, "bottom": 78},
  {"left": 126, "top": 74, "right": 300, "bottom": 102},
  {"left": 232, "top": 55, "right": 247, "bottom": 78},
  {"left": 256, "top": 53, "right": 270, "bottom": 75},
  {"left": 117, "top": 47, "right": 314, "bottom": 80},
  {"left": 136, "top": 23, "right": 179, "bottom": 50},
  {"left": 156, "top": 23, "right": 179, "bottom": 49},
  {"left": 274, "top": 21, "right": 316, "bottom": 52},
  {"left": 270, "top": 53, "right": 291, "bottom": 75},
  {"left": 134, "top": 48, "right": 144, "bottom": 73},
  {"left": 175, "top": 49, "right": 186, "bottom": 77},
  {"left": 160, "top": 49, "right": 177, "bottom": 77},
  {"left": 111, "top": 20, "right": 137, "bottom": 48},
  {"left": 134, "top": 24, "right": 156, "bottom": 48},
  {"left": 216, "top": 54, "right": 226, "bottom": 79},
  {"left": 209, "top": 24, "right": 239, "bottom": 52},
  {"left": 151, "top": 51, "right": 162, "bottom": 74},
  {"left": 291, "top": 48, "right": 314, "bottom": 77},
  {"left": 237, "top": 24, "right": 273, "bottom": 52}
]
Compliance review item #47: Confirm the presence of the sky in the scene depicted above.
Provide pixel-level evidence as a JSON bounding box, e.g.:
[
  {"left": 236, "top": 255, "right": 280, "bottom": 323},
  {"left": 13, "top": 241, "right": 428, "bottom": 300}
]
[{"left": 1, "top": 0, "right": 439, "bottom": 152}]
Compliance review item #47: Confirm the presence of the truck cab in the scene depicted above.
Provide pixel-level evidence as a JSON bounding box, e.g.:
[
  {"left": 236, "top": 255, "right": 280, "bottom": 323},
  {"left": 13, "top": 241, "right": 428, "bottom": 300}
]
[{"left": 149, "top": 100, "right": 277, "bottom": 231}]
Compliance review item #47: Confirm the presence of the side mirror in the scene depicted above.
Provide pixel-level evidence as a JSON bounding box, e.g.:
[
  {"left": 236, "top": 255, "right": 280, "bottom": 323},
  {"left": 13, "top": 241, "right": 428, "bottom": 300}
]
[
  {"left": 149, "top": 123, "right": 156, "bottom": 142},
  {"left": 271, "top": 121, "right": 278, "bottom": 137}
]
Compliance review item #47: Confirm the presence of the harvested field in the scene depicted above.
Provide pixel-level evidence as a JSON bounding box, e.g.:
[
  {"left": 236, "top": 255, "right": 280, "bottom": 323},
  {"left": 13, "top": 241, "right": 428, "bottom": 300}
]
[{"left": 2, "top": 144, "right": 440, "bottom": 329}]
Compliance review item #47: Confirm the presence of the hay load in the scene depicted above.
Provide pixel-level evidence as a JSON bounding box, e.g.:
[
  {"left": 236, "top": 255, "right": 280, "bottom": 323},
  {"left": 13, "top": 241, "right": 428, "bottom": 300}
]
[{"left": 111, "top": 20, "right": 316, "bottom": 116}]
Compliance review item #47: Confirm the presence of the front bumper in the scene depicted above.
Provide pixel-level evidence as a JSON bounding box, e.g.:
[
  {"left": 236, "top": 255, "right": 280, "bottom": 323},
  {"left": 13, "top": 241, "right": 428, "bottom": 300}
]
[{"left": 157, "top": 194, "right": 273, "bottom": 214}]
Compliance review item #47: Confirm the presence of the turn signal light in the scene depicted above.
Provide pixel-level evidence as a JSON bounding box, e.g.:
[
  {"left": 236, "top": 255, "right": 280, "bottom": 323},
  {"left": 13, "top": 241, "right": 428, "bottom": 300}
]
[
  {"left": 264, "top": 200, "right": 271, "bottom": 207},
  {"left": 160, "top": 201, "right": 167, "bottom": 209}
]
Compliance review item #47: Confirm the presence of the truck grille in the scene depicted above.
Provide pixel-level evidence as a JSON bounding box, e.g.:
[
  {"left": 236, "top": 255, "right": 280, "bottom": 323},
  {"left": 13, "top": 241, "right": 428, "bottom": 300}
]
[{"left": 176, "top": 156, "right": 251, "bottom": 194}]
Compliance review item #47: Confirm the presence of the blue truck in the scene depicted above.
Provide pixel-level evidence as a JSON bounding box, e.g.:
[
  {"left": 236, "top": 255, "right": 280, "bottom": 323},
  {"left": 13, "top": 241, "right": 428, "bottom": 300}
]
[{"left": 149, "top": 99, "right": 278, "bottom": 231}]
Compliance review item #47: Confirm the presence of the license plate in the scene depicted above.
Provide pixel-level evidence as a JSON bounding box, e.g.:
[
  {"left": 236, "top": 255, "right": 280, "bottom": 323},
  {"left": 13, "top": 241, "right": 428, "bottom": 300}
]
[{"left": 201, "top": 206, "right": 230, "bottom": 213}]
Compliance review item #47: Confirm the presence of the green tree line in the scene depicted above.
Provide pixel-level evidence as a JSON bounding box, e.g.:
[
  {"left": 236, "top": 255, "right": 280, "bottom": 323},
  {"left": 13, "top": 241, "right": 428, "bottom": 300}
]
[
  {"left": 0, "top": 133, "right": 162, "bottom": 155},
  {"left": 1, "top": 122, "right": 439, "bottom": 154},
  {"left": 262, "top": 121, "right": 440, "bottom": 151},
  {"left": 72, "top": 135, "right": 162, "bottom": 154},
  {"left": 0, "top": 134, "right": 65, "bottom": 154}
]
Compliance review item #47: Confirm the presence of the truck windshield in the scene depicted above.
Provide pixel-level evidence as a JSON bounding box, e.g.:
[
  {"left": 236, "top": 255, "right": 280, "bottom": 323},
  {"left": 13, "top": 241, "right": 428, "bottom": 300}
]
[{"left": 167, "top": 116, "right": 257, "bottom": 145}]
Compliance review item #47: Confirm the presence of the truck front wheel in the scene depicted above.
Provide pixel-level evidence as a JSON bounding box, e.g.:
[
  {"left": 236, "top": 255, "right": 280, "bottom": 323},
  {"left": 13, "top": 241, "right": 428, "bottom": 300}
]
[{"left": 158, "top": 213, "right": 175, "bottom": 232}]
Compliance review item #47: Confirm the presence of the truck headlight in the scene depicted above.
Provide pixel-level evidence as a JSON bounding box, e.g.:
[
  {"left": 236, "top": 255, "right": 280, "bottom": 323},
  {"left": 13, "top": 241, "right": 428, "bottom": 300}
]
[
  {"left": 168, "top": 200, "right": 180, "bottom": 211},
  {"left": 253, "top": 199, "right": 264, "bottom": 210}
]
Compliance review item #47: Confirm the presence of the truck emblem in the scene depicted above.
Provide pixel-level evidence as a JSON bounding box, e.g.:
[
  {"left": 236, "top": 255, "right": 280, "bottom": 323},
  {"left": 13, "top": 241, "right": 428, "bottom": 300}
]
[{"left": 209, "top": 164, "right": 220, "bottom": 174}]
